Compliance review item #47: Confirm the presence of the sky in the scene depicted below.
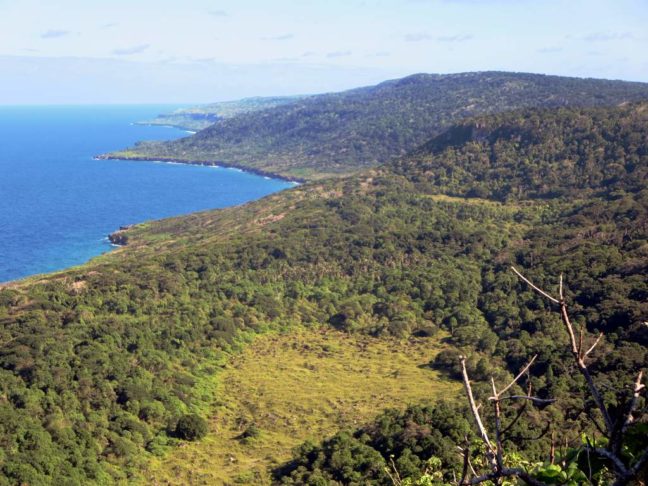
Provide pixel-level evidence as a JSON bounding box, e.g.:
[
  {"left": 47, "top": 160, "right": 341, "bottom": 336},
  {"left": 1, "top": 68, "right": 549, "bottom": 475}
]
[{"left": 0, "top": 0, "right": 646, "bottom": 104}]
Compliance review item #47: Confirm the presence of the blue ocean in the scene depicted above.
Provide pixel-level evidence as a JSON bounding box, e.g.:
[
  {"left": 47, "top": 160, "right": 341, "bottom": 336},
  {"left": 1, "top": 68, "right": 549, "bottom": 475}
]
[{"left": 0, "top": 105, "right": 293, "bottom": 283}]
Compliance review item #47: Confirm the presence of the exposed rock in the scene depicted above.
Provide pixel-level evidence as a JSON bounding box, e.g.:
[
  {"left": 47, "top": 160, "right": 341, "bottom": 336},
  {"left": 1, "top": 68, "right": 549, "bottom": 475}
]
[{"left": 108, "top": 230, "right": 129, "bottom": 246}]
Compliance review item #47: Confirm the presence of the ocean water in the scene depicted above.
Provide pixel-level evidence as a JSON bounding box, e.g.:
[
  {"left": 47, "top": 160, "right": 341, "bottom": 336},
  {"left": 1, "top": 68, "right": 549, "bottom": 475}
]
[{"left": 0, "top": 105, "right": 293, "bottom": 283}]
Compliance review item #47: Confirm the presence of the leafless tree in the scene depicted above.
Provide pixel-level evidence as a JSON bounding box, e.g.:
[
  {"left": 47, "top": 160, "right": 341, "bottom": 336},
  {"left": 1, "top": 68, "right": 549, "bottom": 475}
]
[
  {"left": 456, "top": 267, "right": 646, "bottom": 486},
  {"left": 458, "top": 353, "right": 554, "bottom": 486}
]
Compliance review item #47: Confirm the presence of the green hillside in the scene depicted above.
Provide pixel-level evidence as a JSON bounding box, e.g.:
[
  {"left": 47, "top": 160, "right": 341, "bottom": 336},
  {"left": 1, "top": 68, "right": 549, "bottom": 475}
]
[
  {"left": 141, "top": 328, "right": 459, "bottom": 484},
  {"left": 0, "top": 104, "right": 646, "bottom": 484},
  {"left": 136, "top": 96, "right": 308, "bottom": 132},
  {"left": 105, "top": 72, "right": 648, "bottom": 180},
  {"left": 276, "top": 104, "right": 648, "bottom": 483}
]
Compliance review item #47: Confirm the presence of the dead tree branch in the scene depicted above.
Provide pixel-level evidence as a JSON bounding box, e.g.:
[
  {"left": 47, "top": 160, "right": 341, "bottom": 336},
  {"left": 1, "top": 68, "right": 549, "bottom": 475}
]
[
  {"left": 511, "top": 267, "right": 647, "bottom": 485},
  {"left": 460, "top": 354, "right": 552, "bottom": 485},
  {"left": 511, "top": 267, "right": 614, "bottom": 434},
  {"left": 460, "top": 357, "right": 495, "bottom": 457},
  {"left": 511, "top": 267, "right": 559, "bottom": 304},
  {"left": 465, "top": 467, "right": 548, "bottom": 486},
  {"left": 454, "top": 268, "right": 646, "bottom": 486}
]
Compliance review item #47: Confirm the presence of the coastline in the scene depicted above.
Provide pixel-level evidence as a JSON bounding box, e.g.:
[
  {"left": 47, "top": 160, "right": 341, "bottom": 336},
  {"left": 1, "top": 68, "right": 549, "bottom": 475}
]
[
  {"left": 134, "top": 121, "right": 201, "bottom": 133},
  {"left": 1, "top": 155, "right": 300, "bottom": 285},
  {"left": 2, "top": 107, "right": 302, "bottom": 287},
  {"left": 94, "top": 153, "right": 307, "bottom": 184}
]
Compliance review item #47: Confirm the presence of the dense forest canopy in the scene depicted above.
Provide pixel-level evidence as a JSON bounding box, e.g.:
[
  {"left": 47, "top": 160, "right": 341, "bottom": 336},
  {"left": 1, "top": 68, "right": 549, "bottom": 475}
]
[
  {"left": 106, "top": 72, "right": 648, "bottom": 180},
  {"left": 1, "top": 98, "right": 646, "bottom": 483},
  {"left": 395, "top": 104, "right": 648, "bottom": 200}
]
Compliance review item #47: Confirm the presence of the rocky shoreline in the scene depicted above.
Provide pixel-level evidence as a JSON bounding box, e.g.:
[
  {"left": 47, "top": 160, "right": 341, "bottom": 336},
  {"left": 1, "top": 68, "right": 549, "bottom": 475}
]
[
  {"left": 108, "top": 227, "right": 130, "bottom": 246},
  {"left": 94, "top": 154, "right": 306, "bottom": 184}
]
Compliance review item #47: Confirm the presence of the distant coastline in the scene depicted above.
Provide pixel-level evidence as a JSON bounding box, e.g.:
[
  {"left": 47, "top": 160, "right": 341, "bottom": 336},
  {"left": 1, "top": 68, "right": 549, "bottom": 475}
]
[
  {"left": 134, "top": 121, "right": 199, "bottom": 133},
  {"left": 94, "top": 153, "right": 306, "bottom": 184},
  {"left": 0, "top": 105, "right": 295, "bottom": 283}
]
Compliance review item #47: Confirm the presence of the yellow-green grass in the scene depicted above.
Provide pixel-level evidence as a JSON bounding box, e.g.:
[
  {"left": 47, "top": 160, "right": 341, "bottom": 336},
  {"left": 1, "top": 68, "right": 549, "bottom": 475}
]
[{"left": 142, "top": 327, "right": 460, "bottom": 485}]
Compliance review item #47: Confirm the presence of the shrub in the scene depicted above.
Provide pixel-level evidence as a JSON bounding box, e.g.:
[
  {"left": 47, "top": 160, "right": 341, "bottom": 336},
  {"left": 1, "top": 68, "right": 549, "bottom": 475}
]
[
  {"left": 174, "top": 414, "right": 208, "bottom": 441},
  {"left": 239, "top": 424, "right": 261, "bottom": 443}
]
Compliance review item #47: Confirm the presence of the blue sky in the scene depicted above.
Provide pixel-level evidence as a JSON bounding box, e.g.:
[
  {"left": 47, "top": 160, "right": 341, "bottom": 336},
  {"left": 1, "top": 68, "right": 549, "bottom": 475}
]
[{"left": 0, "top": 0, "right": 646, "bottom": 103}]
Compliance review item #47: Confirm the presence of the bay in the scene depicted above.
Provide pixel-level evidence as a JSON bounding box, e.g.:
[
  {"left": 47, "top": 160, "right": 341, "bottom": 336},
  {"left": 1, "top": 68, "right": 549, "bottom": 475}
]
[{"left": 0, "top": 105, "right": 292, "bottom": 282}]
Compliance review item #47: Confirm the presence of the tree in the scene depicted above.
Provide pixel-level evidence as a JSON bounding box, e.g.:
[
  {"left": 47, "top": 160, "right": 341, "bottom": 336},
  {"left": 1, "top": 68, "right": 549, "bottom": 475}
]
[{"left": 174, "top": 414, "right": 208, "bottom": 441}]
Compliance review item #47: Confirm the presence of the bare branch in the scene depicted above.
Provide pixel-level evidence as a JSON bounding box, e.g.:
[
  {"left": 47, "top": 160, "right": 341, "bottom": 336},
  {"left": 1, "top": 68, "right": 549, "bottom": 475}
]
[
  {"left": 511, "top": 267, "right": 614, "bottom": 435},
  {"left": 468, "top": 455, "right": 479, "bottom": 478},
  {"left": 460, "top": 357, "right": 494, "bottom": 452},
  {"left": 497, "top": 355, "right": 537, "bottom": 398},
  {"left": 585, "top": 439, "right": 594, "bottom": 484},
  {"left": 558, "top": 302, "right": 581, "bottom": 357},
  {"left": 497, "top": 396, "right": 556, "bottom": 405},
  {"left": 584, "top": 332, "right": 604, "bottom": 358},
  {"left": 459, "top": 443, "right": 471, "bottom": 486},
  {"left": 385, "top": 455, "right": 403, "bottom": 486},
  {"left": 503, "top": 423, "right": 551, "bottom": 444},
  {"left": 586, "top": 447, "right": 629, "bottom": 478},
  {"left": 570, "top": 342, "right": 614, "bottom": 434},
  {"left": 491, "top": 381, "right": 504, "bottom": 472},
  {"left": 500, "top": 401, "right": 528, "bottom": 438},
  {"left": 511, "top": 266, "right": 560, "bottom": 304},
  {"left": 466, "top": 467, "right": 548, "bottom": 486},
  {"left": 619, "top": 371, "right": 645, "bottom": 439},
  {"left": 550, "top": 431, "right": 555, "bottom": 465},
  {"left": 583, "top": 407, "right": 607, "bottom": 437},
  {"left": 462, "top": 268, "right": 647, "bottom": 486},
  {"left": 621, "top": 447, "right": 648, "bottom": 486}
]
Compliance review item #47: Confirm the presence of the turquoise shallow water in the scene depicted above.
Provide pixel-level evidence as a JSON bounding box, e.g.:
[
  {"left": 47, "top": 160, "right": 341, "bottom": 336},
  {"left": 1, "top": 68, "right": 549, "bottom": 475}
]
[{"left": 0, "top": 105, "right": 293, "bottom": 282}]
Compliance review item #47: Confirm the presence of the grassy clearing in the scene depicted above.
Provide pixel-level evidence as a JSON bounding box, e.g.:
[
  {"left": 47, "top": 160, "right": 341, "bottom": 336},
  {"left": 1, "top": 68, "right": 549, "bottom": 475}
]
[{"left": 143, "top": 327, "right": 460, "bottom": 485}]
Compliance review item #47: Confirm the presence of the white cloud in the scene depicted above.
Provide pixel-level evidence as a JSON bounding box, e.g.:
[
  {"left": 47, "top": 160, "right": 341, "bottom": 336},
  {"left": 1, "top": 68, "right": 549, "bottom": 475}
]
[
  {"left": 538, "top": 47, "right": 563, "bottom": 54},
  {"left": 327, "top": 50, "right": 352, "bottom": 58},
  {"left": 436, "top": 34, "right": 473, "bottom": 42},
  {"left": 112, "top": 44, "right": 150, "bottom": 56},
  {"left": 404, "top": 33, "right": 433, "bottom": 42},
  {"left": 41, "top": 30, "right": 71, "bottom": 39},
  {"left": 261, "top": 34, "right": 294, "bottom": 41},
  {"left": 582, "top": 32, "right": 635, "bottom": 42},
  {"left": 404, "top": 33, "right": 473, "bottom": 42}
]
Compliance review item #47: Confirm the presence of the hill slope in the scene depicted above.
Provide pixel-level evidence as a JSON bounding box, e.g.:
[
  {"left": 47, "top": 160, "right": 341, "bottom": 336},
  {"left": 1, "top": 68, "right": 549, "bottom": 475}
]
[
  {"left": 393, "top": 103, "right": 648, "bottom": 199},
  {"left": 142, "top": 328, "right": 458, "bottom": 485},
  {"left": 136, "top": 96, "right": 308, "bottom": 132},
  {"left": 106, "top": 72, "right": 648, "bottom": 180},
  {"left": 1, "top": 104, "right": 646, "bottom": 484}
]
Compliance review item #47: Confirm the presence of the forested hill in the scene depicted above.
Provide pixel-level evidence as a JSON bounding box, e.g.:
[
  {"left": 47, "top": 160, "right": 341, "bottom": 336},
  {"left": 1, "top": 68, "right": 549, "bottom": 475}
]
[
  {"left": 136, "top": 95, "right": 308, "bottom": 132},
  {"left": 392, "top": 103, "right": 648, "bottom": 200},
  {"left": 0, "top": 105, "right": 646, "bottom": 484},
  {"left": 106, "top": 71, "right": 648, "bottom": 180}
]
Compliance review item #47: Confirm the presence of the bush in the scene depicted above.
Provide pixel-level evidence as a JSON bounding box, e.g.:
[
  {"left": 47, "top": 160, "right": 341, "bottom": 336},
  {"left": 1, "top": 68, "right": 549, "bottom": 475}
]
[
  {"left": 431, "top": 349, "right": 463, "bottom": 379},
  {"left": 239, "top": 424, "right": 261, "bottom": 443},
  {"left": 174, "top": 414, "right": 208, "bottom": 441}
]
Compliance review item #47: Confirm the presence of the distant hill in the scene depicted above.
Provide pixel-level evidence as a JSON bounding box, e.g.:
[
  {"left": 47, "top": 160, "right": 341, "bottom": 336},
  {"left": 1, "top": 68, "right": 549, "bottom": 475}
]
[
  {"left": 106, "top": 71, "right": 648, "bottom": 180},
  {"left": 135, "top": 95, "right": 308, "bottom": 131}
]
